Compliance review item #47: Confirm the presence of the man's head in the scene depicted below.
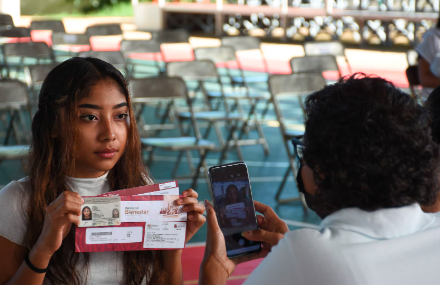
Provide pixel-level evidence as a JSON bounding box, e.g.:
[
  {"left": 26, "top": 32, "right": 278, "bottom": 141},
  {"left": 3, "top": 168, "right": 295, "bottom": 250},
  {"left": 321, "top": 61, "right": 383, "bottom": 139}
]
[{"left": 302, "top": 74, "right": 440, "bottom": 217}]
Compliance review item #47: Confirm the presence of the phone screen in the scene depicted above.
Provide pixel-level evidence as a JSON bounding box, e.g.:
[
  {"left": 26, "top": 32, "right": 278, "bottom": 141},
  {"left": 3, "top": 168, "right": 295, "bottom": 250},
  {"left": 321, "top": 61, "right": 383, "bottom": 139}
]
[{"left": 209, "top": 162, "right": 261, "bottom": 258}]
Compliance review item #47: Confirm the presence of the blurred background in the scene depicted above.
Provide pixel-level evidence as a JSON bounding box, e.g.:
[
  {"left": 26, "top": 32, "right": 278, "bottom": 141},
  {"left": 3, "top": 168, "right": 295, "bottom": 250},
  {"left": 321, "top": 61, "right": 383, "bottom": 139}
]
[{"left": 0, "top": 0, "right": 434, "bottom": 283}]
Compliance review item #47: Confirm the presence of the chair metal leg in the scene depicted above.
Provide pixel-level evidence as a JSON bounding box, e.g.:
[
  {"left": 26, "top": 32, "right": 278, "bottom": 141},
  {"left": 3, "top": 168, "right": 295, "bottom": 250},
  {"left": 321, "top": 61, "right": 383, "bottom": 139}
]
[
  {"left": 172, "top": 151, "right": 184, "bottom": 178},
  {"left": 275, "top": 142, "right": 307, "bottom": 211},
  {"left": 4, "top": 110, "right": 16, "bottom": 145},
  {"left": 191, "top": 149, "right": 209, "bottom": 190}
]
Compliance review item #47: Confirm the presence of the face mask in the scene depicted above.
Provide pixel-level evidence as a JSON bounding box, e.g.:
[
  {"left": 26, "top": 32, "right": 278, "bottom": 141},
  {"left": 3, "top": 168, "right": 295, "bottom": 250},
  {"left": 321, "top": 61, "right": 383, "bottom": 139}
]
[{"left": 296, "top": 163, "right": 326, "bottom": 219}]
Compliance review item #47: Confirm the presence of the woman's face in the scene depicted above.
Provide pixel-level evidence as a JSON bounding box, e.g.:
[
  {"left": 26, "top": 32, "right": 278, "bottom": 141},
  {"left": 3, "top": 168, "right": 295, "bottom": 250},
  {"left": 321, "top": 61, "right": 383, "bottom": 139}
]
[
  {"left": 113, "top": 209, "right": 119, "bottom": 216},
  {"left": 228, "top": 187, "right": 239, "bottom": 203},
  {"left": 83, "top": 207, "right": 91, "bottom": 218},
  {"left": 74, "top": 79, "right": 129, "bottom": 178}
]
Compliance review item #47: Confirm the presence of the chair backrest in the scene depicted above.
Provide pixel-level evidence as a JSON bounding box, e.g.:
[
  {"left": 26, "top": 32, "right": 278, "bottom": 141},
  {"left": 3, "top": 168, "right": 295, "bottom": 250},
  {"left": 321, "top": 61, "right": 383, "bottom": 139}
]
[
  {"left": 269, "top": 73, "right": 326, "bottom": 97},
  {"left": 194, "top": 46, "right": 237, "bottom": 63},
  {"left": 30, "top": 20, "right": 65, "bottom": 32},
  {"left": 269, "top": 73, "right": 326, "bottom": 132},
  {"left": 3, "top": 42, "right": 52, "bottom": 58},
  {"left": 25, "top": 63, "right": 58, "bottom": 86},
  {"left": 166, "top": 60, "right": 218, "bottom": 80},
  {"left": 290, "top": 55, "right": 340, "bottom": 74},
  {"left": 151, "top": 29, "right": 189, "bottom": 43},
  {"left": 407, "top": 49, "right": 419, "bottom": 66},
  {"left": 52, "top": 32, "right": 90, "bottom": 46},
  {"left": 0, "top": 14, "right": 14, "bottom": 27},
  {"left": 120, "top": 39, "right": 162, "bottom": 55},
  {"left": 221, "top": 36, "right": 261, "bottom": 51},
  {"left": 0, "top": 27, "right": 31, "bottom": 38},
  {"left": 79, "top": 51, "right": 126, "bottom": 66},
  {"left": 303, "top": 41, "right": 346, "bottom": 57},
  {"left": 0, "top": 79, "right": 29, "bottom": 105},
  {"left": 130, "top": 76, "right": 187, "bottom": 100},
  {"left": 85, "top": 24, "right": 122, "bottom": 36}
]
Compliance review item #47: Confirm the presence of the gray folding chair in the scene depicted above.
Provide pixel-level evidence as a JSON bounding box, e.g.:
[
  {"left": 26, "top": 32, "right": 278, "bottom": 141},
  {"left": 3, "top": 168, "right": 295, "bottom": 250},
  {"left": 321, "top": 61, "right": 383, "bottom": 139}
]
[
  {"left": 221, "top": 36, "right": 269, "bottom": 85},
  {"left": 290, "top": 55, "right": 341, "bottom": 78},
  {"left": 2, "top": 42, "right": 54, "bottom": 78},
  {"left": 0, "top": 14, "right": 14, "bottom": 29},
  {"left": 24, "top": 63, "right": 58, "bottom": 110},
  {"left": 303, "top": 41, "right": 352, "bottom": 74},
  {"left": 85, "top": 24, "right": 122, "bottom": 36},
  {"left": 168, "top": 60, "right": 268, "bottom": 163},
  {"left": 0, "top": 79, "right": 32, "bottom": 145},
  {"left": 52, "top": 32, "right": 91, "bottom": 61},
  {"left": 131, "top": 76, "right": 216, "bottom": 189},
  {"left": 120, "top": 39, "right": 164, "bottom": 76},
  {"left": 269, "top": 73, "right": 326, "bottom": 206},
  {"left": 78, "top": 51, "right": 128, "bottom": 74},
  {"left": 194, "top": 46, "right": 270, "bottom": 155},
  {"left": 151, "top": 29, "right": 190, "bottom": 43},
  {"left": 0, "top": 27, "right": 31, "bottom": 39},
  {"left": 30, "top": 20, "right": 65, "bottom": 32}
]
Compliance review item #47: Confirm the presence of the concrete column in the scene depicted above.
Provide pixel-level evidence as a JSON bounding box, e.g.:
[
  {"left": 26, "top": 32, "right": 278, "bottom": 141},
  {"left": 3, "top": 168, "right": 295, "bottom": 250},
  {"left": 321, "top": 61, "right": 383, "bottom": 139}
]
[{"left": 0, "top": 0, "right": 20, "bottom": 26}]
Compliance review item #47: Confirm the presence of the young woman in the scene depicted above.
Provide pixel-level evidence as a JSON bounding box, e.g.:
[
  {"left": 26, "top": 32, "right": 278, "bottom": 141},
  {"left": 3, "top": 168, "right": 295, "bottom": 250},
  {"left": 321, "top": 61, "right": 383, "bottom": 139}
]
[{"left": 0, "top": 57, "right": 205, "bottom": 285}]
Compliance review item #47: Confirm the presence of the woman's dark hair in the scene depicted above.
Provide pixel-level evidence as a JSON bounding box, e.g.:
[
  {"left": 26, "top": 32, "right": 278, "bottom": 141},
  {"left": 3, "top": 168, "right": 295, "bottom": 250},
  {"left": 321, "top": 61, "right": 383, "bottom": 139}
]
[
  {"left": 24, "top": 57, "right": 164, "bottom": 285},
  {"left": 426, "top": 86, "right": 440, "bottom": 143},
  {"left": 81, "top": 206, "right": 92, "bottom": 220},
  {"left": 303, "top": 73, "right": 440, "bottom": 217}
]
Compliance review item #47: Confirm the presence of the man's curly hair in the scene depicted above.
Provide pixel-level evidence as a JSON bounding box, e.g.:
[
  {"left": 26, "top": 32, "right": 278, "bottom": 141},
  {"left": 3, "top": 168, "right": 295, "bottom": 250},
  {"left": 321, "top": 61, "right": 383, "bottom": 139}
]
[{"left": 303, "top": 73, "right": 440, "bottom": 217}]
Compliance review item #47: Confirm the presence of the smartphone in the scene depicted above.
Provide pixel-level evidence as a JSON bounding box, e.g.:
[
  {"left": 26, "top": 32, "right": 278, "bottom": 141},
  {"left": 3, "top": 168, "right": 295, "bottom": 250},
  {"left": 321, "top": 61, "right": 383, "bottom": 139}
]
[{"left": 208, "top": 162, "right": 262, "bottom": 258}]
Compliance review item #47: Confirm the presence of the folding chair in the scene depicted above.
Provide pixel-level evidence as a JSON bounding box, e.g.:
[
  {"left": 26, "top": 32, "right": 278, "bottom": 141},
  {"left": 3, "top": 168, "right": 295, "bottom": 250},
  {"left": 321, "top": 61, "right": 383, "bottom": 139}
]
[
  {"left": 24, "top": 63, "right": 58, "bottom": 109},
  {"left": 86, "top": 24, "right": 123, "bottom": 51},
  {"left": 268, "top": 73, "right": 326, "bottom": 206},
  {"left": 120, "top": 39, "right": 164, "bottom": 76},
  {"left": 0, "top": 27, "right": 31, "bottom": 42},
  {"left": 52, "top": 32, "right": 91, "bottom": 62},
  {"left": 221, "top": 36, "right": 269, "bottom": 86},
  {"left": 167, "top": 60, "right": 265, "bottom": 163},
  {"left": 85, "top": 24, "right": 122, "bottom": 36},
  {"left": 0, "top": 79, "right": 32, "bottom": 145},
  {"left": 406, "top": 65, "right": 421, "bottom": 101},
  {"left": 303, "top": 41, "right": 352, "bottom": 74},
  {"left": 2, "top": 42, "right": 54, "bottom": 79},
  {"left": 194, "top": 46, "right": 270, "bottom": 155},
  {"left": 30, "top": 20, "right": 65, "bottom": 32},
  {"left": 0, "top": 14, "right": 14, "bottom": 29},
  {"left": 151, "top": 29, "right": 190, "bottom": 43},
  {"left": 406, "top": 49, "right": 419, "bottom": 66},
  {"left": 290, "top": 55, "right": 341, "bottom": 78},
  {"left": 131, "top": 76, "right": 216, "bottom": 189},
  {"left": 78, "top": 51, "right": 128, "bottom": 74}
]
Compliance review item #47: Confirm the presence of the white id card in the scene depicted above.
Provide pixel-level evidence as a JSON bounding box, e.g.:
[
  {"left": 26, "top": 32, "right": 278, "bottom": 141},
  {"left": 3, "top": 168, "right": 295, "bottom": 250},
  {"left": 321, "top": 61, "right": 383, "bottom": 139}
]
[
  {"left": 86, "top": 227, "right": 143, "bottom": 244},
  {"left": 143, "top": 222, "right": 186, "bottom": 249},
  {"left": 79, "top": 196, "right": 121, "bottom": 227}
]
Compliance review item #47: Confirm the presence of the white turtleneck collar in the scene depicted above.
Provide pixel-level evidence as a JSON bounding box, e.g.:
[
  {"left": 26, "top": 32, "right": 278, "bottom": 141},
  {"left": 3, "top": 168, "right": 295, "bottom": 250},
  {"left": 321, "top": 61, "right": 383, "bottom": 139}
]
[{"left": 66, "top": 172, "right": 111, "bottom": 196}]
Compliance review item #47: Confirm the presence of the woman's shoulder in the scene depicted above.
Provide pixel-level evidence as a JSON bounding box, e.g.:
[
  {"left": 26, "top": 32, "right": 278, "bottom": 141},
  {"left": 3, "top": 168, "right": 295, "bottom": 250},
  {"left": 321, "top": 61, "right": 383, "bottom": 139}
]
[{"left": 0, "top": 177, "right": 31, "bottom": 246}]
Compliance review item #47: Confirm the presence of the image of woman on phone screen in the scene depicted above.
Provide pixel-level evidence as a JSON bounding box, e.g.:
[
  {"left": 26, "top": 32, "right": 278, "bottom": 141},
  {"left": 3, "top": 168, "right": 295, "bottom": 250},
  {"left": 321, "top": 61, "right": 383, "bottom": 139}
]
[{"left": 0, "top": 57, "right": 206, "bottom": 285}]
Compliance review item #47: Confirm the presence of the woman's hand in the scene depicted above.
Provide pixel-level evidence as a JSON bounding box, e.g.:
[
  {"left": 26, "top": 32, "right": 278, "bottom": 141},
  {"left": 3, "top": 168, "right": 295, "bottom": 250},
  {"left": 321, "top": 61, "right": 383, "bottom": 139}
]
[
  {"left": 34, "top": 191, "right": 83, "bottom": 258},
  {"left": 241, "top": 201, "right": 289, "bottom": 253},
  {"left": 176, "top": 189, "right": 206, "bottom": 243},
  {"left": 199, "top": 200, "right": 268, "bottom": 285}
]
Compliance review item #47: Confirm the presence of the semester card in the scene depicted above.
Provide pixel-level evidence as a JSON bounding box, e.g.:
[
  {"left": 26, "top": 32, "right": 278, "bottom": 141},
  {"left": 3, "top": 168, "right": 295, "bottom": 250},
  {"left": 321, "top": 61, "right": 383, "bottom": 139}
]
[{"left": 79, "top": 196, "right": 122, "bottom": 227}]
